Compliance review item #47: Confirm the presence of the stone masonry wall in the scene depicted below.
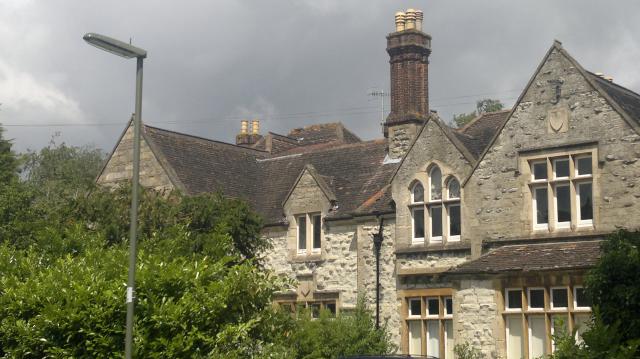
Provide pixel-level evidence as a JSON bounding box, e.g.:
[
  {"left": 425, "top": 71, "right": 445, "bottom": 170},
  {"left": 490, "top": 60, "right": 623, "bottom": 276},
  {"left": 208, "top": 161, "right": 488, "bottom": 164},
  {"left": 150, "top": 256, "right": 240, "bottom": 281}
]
[
  {"left": 454, "top": 280, "right": 500, "bottom": 359},
  {"left": 358, "top": 219, "right": 400, "bottom": 346},
  {"left": 98, "top": 125, "right": 174, "bottom": 192},
  {"left": 397, "top": 251, "right": 467, "bottom": 272},
  {"left": 388, "top": 123, "right": 421, "bottom": 159},
  {"left": 466, "top": 46, "right": 640, "bottom": 242}
]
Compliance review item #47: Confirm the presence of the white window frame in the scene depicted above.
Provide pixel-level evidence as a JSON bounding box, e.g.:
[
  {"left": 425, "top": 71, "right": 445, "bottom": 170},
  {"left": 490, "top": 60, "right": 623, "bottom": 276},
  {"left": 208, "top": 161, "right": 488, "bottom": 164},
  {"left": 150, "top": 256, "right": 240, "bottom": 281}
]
[
  {"left": 296, "top": 215, "right": 307, "bottom": 255},
  {"left": 575, "top": 181, "right": 594, "bottom": 227},
  {"left": 574, "top": 155, "right": 593, "bottom": 178},
  {"left": 553, "top": 184, "right": 571, "bottom": 229},
  {"left": 573, "top": 286, "right": 590, "bottom": 311},
  {"left": 531, "top": 160, "right": 548, "bottom": 182},
  {"left": 550, "top": 287, "right": 569, "bottom": 311},
  {"left": 527, "top": 287, "right": 546, "bottom": 311},
  {"left": 411, "top": 207, "right": 425, "bottom": 244},
  {"left": 296, "top": 212, "right": 322, "bottom": 255},
  {"left": 429, "top": 205, "right": 443, "bottom": 243},
  {"left": 446, "top": 203, "right": 461, "bottom": 242},
  {"left": 408, "top": 298, "right": 422, "bottom": 318},
  {"left": 552, "top": 157, "right": 570, "bottom": 180},
  {"left": 532, "top": 185, "right": 549, "bottom": 230},
  {"left": 426, "top": 297, "right": 440, "bottom": 318},
  {"left": 444, "top": 296, "right": 453, "bottom": 318},
  {"left": 412, "top": 181, "right": 425, "bottom": 204},
  {"left": 505, "top": 288, "right": 523, "bottom": 312}
]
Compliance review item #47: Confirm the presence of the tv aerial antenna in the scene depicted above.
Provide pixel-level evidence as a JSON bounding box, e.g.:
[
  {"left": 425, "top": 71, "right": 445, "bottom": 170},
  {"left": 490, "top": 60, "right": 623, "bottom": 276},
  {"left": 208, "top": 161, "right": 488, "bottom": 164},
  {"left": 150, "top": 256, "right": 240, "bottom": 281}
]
[{"left": 368, "top": 88, "right": 389, "bottom": 125}]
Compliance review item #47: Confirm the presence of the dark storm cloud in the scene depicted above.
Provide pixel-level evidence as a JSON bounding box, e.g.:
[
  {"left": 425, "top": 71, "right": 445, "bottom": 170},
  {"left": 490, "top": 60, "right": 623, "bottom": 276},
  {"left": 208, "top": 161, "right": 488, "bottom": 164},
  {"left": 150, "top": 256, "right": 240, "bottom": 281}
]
[{"left": 1, "top": 0, "right": 639, "bottom": 152}]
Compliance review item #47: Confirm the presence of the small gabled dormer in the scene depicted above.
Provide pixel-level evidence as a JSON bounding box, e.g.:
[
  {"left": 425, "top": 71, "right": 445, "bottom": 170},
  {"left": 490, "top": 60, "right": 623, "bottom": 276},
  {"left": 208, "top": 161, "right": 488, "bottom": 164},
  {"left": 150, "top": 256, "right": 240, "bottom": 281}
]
[{"left": 282, "top": 164, "right": 336, "bottom": 259}]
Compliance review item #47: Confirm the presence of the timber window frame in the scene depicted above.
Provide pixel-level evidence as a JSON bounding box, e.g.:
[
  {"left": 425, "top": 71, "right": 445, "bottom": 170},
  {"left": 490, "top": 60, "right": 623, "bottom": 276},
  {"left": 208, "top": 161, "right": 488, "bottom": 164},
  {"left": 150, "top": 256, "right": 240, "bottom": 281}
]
[
  {"left": 402, "top": 290, "right": 455, "bottom": 359},
  {"left": 526, "top": 151, "right": 595, "bottom": 232},
  {"left": 502, "top": 285, "right": 592, "bottom": 359},
  {"left": 296, "top": 213, "right": 322, "bottom": 255},
  {"left": 409, "top": 167, "right": 462, "bottom": 245}
]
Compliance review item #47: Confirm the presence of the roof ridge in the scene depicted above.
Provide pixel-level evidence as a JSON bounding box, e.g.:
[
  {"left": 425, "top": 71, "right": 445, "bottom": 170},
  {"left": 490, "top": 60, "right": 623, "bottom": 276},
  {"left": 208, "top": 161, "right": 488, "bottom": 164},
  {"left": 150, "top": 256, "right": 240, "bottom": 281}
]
[
  {"left": 144, "top": 124, "right": 269, "bottom": 154},
  {"left": 266, "top": 138, "right": 387, "bottom": 159}
]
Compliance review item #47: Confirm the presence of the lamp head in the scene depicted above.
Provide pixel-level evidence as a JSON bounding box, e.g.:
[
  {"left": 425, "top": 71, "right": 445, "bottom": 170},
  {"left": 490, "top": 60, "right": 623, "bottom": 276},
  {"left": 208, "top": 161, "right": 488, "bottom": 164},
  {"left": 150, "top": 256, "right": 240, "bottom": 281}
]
[{"left": 83, "top": 33, "right": 147, "bottom": 59}]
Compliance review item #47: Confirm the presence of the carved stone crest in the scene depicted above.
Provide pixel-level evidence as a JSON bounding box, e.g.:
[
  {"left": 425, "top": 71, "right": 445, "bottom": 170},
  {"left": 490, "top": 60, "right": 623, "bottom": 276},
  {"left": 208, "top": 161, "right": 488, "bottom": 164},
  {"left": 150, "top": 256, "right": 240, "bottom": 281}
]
[
  {"left": 547, "top": 107, "right": 569, "bottom": 133},
  {"left": 297, "top": 274, "right": 314, "bottom": 299}
]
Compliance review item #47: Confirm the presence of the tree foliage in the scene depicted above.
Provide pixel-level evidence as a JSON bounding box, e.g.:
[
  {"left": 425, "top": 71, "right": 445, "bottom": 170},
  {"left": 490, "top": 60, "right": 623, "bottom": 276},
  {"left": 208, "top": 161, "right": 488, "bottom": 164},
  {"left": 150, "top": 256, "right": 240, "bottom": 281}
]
[
  {"left": 21, "top": 137, "right": 106, "bottom": 202},
  {"left": 452, "top": 98, "right": 504, "bottom": 128},
  {"left": 0, "top": 125, "right": 19, "bottom": 185}
]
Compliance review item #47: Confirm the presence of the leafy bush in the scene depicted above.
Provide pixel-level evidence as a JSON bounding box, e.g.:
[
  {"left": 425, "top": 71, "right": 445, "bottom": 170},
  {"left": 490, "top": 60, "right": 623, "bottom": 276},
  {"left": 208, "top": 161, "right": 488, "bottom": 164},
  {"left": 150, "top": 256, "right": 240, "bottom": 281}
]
[
  {"left": 454, "top": 342, "right": 485, "bottom": 359},
  {"left": 287, "top": 299, "right": 395, "bottom": 359}
]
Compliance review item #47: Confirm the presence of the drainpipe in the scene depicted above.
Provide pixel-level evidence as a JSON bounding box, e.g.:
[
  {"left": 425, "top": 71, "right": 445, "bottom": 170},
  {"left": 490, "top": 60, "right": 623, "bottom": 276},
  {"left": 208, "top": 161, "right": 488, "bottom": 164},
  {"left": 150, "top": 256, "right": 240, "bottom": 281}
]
[{"left": 373, "top": 215, "right": 385, "bottom": 329}]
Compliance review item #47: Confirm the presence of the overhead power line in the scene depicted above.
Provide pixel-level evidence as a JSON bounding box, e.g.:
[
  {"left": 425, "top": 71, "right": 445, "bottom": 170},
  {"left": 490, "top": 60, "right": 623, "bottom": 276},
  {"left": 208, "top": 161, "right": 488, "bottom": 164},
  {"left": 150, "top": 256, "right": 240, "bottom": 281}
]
[{"left": 1, "top": 89, "right": 522, "bottom": 128}]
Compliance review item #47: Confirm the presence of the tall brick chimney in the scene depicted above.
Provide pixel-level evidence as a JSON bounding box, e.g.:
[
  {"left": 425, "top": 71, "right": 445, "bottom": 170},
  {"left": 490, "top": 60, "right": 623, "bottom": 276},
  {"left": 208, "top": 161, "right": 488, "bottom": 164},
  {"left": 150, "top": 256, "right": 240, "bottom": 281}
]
[{"left": 385, "top": 8, "right": 431, "bottom": 159}]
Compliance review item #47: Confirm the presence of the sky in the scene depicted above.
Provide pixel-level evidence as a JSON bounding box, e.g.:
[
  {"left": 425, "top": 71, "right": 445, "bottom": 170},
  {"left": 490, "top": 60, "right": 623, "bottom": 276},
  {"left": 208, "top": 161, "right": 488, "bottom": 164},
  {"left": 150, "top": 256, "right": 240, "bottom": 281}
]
[{"left": 1, "top": 0, "right": 640, "bottom": 153}]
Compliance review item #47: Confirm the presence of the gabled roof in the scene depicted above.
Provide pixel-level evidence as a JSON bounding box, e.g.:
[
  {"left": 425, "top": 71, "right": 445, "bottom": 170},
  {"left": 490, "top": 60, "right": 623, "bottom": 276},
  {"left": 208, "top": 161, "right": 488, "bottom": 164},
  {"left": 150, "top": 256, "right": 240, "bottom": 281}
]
[
  {"left": 282, "top": 164, "right": 337, "bottom": 207},
  {"left": 255, "top": 139, "right": 398, "bottom": 223},
  {"left": 449, "top": 240, "right": 602, "bottom": 274},
  {"left": 464, "top": 40, "right": 640, "bottom": 185}
]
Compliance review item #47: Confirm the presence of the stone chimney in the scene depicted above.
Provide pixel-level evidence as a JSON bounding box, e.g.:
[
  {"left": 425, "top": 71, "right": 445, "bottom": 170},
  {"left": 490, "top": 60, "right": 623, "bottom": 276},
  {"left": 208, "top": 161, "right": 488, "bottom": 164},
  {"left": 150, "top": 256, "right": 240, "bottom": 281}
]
[
  {"left": 385, "top": 8, "right": 432, "bottom": 159},
  {"left": 236, "top": 119, "right": 262, "bottom": 146}
]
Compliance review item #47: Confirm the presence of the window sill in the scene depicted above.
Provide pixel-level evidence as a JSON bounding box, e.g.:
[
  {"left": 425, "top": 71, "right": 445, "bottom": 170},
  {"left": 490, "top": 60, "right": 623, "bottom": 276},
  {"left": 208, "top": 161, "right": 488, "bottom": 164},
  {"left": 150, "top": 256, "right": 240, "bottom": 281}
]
[
  {"left": 292, "top": 254, "right": 324, "bottom": 263},
  {"left": 396, "top": 242, "right": 471, "bottom": 254}
]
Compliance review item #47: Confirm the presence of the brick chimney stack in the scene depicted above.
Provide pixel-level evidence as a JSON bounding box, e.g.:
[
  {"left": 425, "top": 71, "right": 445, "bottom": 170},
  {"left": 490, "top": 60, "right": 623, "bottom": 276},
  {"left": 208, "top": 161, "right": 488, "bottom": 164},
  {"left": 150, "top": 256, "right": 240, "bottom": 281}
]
[
  {"left": 236, "top": 119, "right": 263, "bottom": 146},
  {"left": 385, "top": 8, "right": 432, "bottom": 159}
]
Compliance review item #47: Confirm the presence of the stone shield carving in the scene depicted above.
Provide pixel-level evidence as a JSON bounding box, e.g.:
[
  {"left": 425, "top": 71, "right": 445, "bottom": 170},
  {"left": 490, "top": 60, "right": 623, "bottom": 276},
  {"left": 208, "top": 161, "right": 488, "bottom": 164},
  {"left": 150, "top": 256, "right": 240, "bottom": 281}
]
[{"left": 547, "top": 108, "right": 569, "bottom": 133}]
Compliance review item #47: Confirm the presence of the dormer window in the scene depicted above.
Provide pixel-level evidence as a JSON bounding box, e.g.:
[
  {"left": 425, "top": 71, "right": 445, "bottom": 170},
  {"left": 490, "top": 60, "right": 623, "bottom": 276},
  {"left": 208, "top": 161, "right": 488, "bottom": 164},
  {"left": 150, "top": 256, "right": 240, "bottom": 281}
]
[
  {"left": 297, "top": 213, "right": 322, "bottom": 255},
  {"left": 410, "top": 166, "right": 462, "bottom": 245}
]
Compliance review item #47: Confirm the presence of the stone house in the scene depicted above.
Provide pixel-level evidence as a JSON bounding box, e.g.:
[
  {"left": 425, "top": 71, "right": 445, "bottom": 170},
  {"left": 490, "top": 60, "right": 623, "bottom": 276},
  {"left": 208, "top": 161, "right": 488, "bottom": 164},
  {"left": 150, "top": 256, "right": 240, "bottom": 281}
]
[{"left": 97, "top": 9, "right": 640, "bottom": 359}]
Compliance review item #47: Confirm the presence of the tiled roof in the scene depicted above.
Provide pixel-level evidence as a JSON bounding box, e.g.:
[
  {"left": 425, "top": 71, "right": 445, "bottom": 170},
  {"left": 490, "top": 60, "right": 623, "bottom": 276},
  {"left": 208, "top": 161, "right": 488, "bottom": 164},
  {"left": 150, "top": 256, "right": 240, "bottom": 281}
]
[
  {"left": 588, "top": 72, "right": 640, "bottom": 126},
  {"left": 287, "top": 122, "right": 361, "bottom": 146},
  {"left": 449, "top": 240, "right": 602, "bottom": 274},
  {"left": 144, "top": 125, "right": 266, "bottom": 199},
  {"left": 142, "top": 124, "right": 396, "bottom": 225},
  {"left": 256, "top": 139, "right": 398, "bottom": 224},
  {"left": 453, "top": 110, "right": 511, "bottom": 158}
]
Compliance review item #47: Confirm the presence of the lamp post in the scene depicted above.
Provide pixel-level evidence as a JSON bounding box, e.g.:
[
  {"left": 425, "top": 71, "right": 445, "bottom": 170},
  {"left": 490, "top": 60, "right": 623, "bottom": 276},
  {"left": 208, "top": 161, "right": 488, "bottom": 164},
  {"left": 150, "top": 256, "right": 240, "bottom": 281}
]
[
  {"left": 83, "top": 33, "right": 147, "bottom": 359},
  {"left": 372, "top": 216, "right": 384, "bottom": 330}
]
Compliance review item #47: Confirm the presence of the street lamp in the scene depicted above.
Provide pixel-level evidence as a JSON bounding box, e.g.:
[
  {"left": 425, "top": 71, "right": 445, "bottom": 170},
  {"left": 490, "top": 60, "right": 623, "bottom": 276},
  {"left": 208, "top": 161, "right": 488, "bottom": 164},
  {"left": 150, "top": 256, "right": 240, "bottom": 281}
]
[{"left": 83, "top": 32, "right": 146, "bottom": 359}]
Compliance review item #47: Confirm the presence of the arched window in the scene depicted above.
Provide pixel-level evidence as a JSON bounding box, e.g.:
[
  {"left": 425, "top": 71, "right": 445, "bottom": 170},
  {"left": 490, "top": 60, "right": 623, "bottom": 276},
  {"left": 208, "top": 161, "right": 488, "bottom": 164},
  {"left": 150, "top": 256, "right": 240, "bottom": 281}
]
[
  {"left": 429, "top": 167, "right": 442, "bottom": 200},
  {"left": 448, "top": 178, "right": 460, "bottom": 199},
  {"left": 410, "top": 167, "right": 462, "bottom": 244},
  {"left": 411, "top": 182, "right": 425, "bottom": 242},
  {"left": 412, "top": 182, "right": 424, "bottom": 203}
]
